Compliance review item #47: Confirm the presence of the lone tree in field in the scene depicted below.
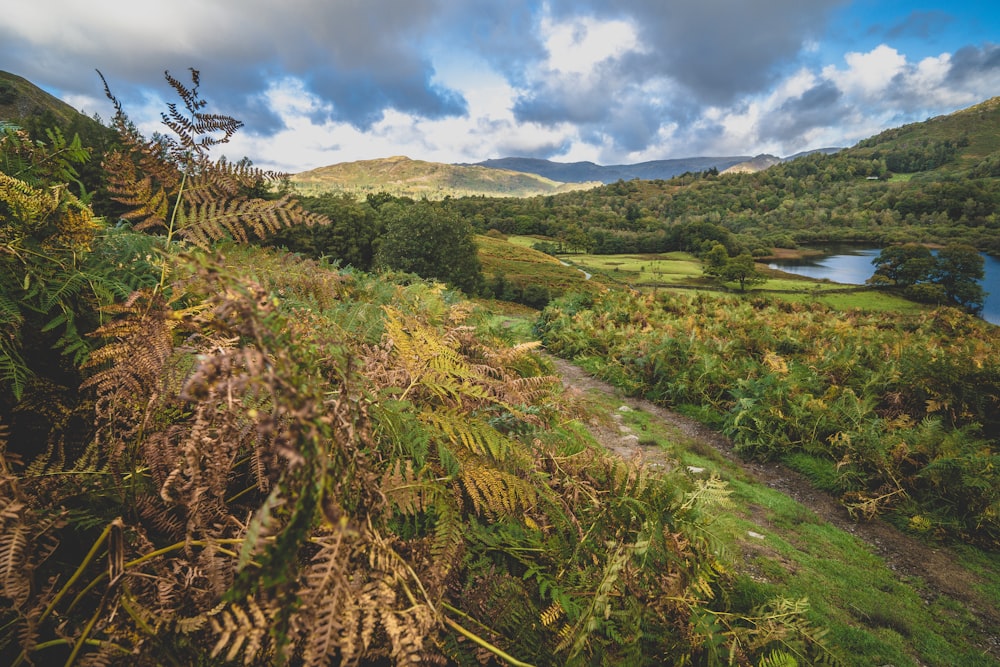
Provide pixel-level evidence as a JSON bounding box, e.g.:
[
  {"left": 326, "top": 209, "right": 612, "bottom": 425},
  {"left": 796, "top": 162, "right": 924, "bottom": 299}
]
[{"left": 703, "top": 243, "right": 765, "bottom": 291}]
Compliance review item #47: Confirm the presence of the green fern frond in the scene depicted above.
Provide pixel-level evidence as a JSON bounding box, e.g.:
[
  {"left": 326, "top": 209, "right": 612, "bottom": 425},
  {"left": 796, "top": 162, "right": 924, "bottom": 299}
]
[
  {"left": 0, "top": 341, "right": 30, "bottom": 401},
  {"left": 461, "top": 465, "right": 537, "bottom": 519},
  {"left": 423, "top": 409, "right": 517, "bottom": 463},
  {"left": 681, "top": 475, "right": 734, "bottom": 512}
]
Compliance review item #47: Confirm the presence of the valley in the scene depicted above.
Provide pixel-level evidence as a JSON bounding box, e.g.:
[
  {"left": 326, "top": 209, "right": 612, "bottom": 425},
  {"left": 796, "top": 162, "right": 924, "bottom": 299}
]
[{"left": 2, "top": 69, "right": 999, "bottom": 665}]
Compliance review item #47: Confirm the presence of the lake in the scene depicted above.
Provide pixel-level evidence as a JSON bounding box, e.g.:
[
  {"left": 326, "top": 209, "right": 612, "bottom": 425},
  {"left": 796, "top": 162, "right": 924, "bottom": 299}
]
[{"left": 767, "top": 245, "right": 1000, "bottom": 326}]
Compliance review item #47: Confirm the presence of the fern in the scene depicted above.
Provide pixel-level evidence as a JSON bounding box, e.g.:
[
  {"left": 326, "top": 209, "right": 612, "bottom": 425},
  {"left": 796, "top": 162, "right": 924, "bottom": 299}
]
[
  {"left": 100, "top": 69, "right": 327, "bottom": 266},
  {"left": 208, "top": 598, "right": 270, "bottom": 664}
]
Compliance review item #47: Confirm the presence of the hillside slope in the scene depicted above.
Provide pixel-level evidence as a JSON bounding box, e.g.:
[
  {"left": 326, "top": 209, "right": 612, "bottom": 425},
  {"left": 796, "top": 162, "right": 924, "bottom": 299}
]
[
  {"left": 0, "top": 70, "right": 90, "bottom": 128},
  {"left": 292, "top": 155, "right": 600, "bottom": 199},
  {"left": 471, "top": 155, "right": 753, "bottom": 183}
]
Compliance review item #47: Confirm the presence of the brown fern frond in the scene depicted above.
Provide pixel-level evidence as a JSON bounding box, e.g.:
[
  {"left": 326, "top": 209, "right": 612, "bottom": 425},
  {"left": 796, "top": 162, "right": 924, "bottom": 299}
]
[
  {"left": 160, "top": 69, "right": 244, "bottom": 158},
  {"left": 101, "top": 150, "right": 172, "bottom": 232},
  {"left": 0, "top": 459, "right": 64, "bottom": 611},
  {"left": 381, "top": 460, "right": 429, "bottom": 516},
  {"left": 208, "top": 597, "right": 270, "bottom": 664},
  {"left": 82, "top": 289, "right": 175, "bottom": 458},
  {"left": 296, "top": 530, "right": 357, "bottom": 665},
  {"left": 178, "top": 193, "right": 326, "bottom": 249},
  {"left": 101, "top": 68, "right": 328, "bottom": 251}
]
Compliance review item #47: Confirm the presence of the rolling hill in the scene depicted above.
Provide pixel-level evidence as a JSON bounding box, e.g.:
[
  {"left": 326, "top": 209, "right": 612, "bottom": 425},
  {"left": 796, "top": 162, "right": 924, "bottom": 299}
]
[{"left": 291, "top": 155, "right": 601, "bottom": 200}]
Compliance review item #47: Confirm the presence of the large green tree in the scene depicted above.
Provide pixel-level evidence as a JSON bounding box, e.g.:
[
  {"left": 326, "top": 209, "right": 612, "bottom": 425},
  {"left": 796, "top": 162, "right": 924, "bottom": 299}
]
[
  {"left": 268, "top": 192, "right": 379, "bottom": 269},
  {"left": 872, "top": 243, "right": 985, "bottom": 314},
  {"left": 870, "top": 244, "right": 935, "bottom": 287},
  {"left": 934, "top": 243, "right": 985, "bottom": 314},
  {"left": 375, "top": 200, "right": 485, "bottom": 294},
  {"left": 720, "top": 252, "right": 766, "bottom": 292}
]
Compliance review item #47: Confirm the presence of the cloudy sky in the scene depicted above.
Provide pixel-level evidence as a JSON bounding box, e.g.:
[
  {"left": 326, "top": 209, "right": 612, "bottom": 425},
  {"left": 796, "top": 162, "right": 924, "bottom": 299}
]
[{"left": 3, "top": 1, "right": 999, "bottom": 173}]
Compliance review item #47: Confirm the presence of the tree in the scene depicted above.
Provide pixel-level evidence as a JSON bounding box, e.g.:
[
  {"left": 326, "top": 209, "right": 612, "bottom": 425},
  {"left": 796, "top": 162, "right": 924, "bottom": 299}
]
[
  {"left": 720, "top": 252, "right": 766, "bottom": 291},
  {"left": 934, "top": 243, "right": 985, "bottom": 314},
  {"left": 701, "top": 242, "right": 730, "bottom": 279},
  {"left": 268, "top": 192, "right": 379, "bottom": 269},
  {"left": 872, "top": 243, "right": 985, "bottom": 315},
  {"left": 375, "top": 201, "right": 485, "bottom": 294},
  {"left": 871, "top": 244, "right": 935, "bottom": 287}
]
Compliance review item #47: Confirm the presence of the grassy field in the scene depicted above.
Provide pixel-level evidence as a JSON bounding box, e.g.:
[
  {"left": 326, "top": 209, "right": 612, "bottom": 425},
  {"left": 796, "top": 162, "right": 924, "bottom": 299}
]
[{"left": 495, "top": 236, "right": 932, "bottom": 317}]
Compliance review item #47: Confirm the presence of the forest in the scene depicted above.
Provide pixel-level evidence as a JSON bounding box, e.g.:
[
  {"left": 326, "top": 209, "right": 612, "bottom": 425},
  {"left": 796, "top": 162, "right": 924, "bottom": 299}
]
[{"left": 1, "top": 70, "right": 999, "bottom": 666}]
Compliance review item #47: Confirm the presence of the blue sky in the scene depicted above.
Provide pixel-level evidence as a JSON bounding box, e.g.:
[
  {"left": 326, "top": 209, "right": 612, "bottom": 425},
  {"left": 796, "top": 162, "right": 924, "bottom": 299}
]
[{"left": 2, "top": 1, "right": 998, "bottom": 173}]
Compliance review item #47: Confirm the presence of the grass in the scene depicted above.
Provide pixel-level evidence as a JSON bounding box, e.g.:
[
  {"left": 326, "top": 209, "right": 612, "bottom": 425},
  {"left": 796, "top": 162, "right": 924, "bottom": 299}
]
[
  {"left": 560, "top": 251, "right": 707, "bottom": 286},
  {"left": 535, "top": 242, "right": 932, "bottom": 316},
  {"left": 570, "top": 387, "right": 1000, "bottom": 666},
  {"left": 475, "top": 234, "right": 603, "bottom": 296}
]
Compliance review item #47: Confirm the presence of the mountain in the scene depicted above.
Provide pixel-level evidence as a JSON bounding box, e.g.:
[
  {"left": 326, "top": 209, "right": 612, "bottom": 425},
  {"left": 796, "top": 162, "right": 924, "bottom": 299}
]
[
  {"left": 0, "top": 70, "right": 91, "bottom": 129},
  {"left": 721, "top": 154, "right": 783, "bottom": 174},
  {"left": 291, "top": 155, "right": 600, "bottom": 200},
  {"left": 848, "top": 96, "right": 1000, "bottom": 174},
  {"left": 722, "top": 148, "right": 845, "bottom": 174},
  {"left": 468, "top": 156, "right": 753, "bottom": 184},
  {"left": 783, "top": 147, "right": 843, "bottom": 161}
]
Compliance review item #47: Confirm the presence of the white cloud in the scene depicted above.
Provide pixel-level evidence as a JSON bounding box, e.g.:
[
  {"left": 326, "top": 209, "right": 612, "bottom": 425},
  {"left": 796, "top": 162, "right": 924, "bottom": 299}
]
[
  {"left": 538, "top": 12, "right": 644, "bottom": 75},
  {"left": 823, "top": 45, "right": 907, "bottom": 98}
]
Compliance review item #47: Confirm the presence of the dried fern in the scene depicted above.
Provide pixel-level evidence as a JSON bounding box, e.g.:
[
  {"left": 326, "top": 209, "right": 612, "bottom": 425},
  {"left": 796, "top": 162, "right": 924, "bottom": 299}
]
[{"left": 100, "top": 69, "right": 326, "bottom": 267}]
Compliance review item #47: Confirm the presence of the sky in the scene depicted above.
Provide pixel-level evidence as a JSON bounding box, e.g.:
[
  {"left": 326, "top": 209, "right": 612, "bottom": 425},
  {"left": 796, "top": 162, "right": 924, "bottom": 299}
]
[{"left": 2, "top": 1, "right": 999, "bottom": 174}]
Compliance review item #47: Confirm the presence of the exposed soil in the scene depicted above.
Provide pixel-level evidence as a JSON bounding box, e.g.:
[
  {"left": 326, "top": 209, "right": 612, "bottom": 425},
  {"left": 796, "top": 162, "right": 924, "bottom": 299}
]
[{"left": 547, "top": 355, "right": 1000, "bottom": 659}]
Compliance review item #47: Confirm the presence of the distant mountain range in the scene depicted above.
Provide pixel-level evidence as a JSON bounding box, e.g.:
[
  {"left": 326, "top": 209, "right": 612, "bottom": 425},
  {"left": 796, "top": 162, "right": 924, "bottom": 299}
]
[
  {"left": 468, "top": 149, "right": 844, "bottom": 183},
  {"left": 2, "top": 68, "right": 846, "bottom": 200},
  {"left": 466, "top": 156, "right": 749, "bottom": 183},
  {"left": 291, "top": 149, "right": 847, "bottom": 199}
]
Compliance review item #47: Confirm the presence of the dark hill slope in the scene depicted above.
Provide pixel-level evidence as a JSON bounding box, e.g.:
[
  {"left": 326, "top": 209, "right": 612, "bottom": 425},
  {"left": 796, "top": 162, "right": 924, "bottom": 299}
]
[{"left": 469, "top": 156, "right": 754, "bottom": 183}]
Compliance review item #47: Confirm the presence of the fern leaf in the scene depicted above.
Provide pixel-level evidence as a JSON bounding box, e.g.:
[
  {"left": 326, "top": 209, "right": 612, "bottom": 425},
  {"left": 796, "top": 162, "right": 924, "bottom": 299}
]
[{"left": 460, "top": 465, "right": 537, "bottom": 519}]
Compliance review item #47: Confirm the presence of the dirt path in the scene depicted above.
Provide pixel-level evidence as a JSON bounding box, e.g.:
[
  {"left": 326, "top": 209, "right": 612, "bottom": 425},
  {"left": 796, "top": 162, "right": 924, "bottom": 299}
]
[{"left": 548, "top": 355, "right": 1000, "bottom": 657}]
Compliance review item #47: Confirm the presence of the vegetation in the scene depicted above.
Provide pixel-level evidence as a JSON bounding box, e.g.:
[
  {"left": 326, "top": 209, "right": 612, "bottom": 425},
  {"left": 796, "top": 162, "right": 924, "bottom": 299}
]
[
  {"left": 702, "top": 243, "right": 766, "bottom": 291},
  {"left": 419, "top": 98, "right": 1000, "bottom": 258},
  {"left": 1, "top": 69, "right": 848, "bottom": 666},
  {"left": 290, "top": 155, "right": 598, "bottom": 200},
  {"left": 536, "top": 289, "right": 1000, "bottom": 546},
  {"left": 374, "top": 199, "right": 485, "bottom": 294},
  {"left": 3, "top": 67, "right": 1000, "bottom": 666},
  {"left": 870, "top": 243, "right": 986, "bottom": 314}
]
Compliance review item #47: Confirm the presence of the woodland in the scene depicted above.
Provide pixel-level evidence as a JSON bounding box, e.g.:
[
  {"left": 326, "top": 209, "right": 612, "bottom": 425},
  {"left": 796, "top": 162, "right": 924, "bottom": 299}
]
[{"left": 1, "top": 69, "right": 999, "bottom": 666}]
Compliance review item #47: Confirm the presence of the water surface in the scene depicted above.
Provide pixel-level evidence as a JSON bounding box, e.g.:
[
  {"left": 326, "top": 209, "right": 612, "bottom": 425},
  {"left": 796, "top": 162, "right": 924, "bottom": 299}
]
[{"left": 767, "top": 245, "right": 999, "bottom": 325}]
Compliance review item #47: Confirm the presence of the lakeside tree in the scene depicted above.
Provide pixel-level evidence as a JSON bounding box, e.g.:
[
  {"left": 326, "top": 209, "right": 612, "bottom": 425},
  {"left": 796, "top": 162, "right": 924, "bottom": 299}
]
[
  {"left": 720, "top": 252, "right": 766, "bottom": 291},
  {"left": 935, "top": 243, "right": 986, "bottom": 314},
  {"left": 869, "top": 243, "right": 935, "bottom": 287},
  {"left": 871, "top": 243, "right": 985, "bottom": 314}
]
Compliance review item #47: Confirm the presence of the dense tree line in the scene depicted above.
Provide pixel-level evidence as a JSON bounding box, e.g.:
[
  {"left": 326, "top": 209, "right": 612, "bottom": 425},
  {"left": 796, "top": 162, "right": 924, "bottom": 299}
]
[
  {"left": 265, "top": 192, "right": 485, "bottom": 294},
  {"left": 428, "top": 118, "right": 1000, "bottom": 258}
]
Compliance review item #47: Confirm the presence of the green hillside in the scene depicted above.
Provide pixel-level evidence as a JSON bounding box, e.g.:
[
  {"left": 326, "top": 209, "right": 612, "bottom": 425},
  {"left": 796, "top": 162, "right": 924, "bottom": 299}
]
[
  {"left": 433, "top": 96, "right": 1000, "bottom": 256},
  {"left": 291, "top": 155, "right": 600, "bottom": 200},
  {"left": 0, "top": 70, "right": 89, "bottom": 128},
  {"left": 850, "top": 96, "right": 1000, "bottom": 173},
  {"left": 1, "top": 70, "right": 119, "bottom": 214}
]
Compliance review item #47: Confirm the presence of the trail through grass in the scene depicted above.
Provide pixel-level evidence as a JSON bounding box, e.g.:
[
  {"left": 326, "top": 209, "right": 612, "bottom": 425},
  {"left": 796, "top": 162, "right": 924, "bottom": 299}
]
[{"left": 544, "top": 353, "right": 1000, "bottom": 667}]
